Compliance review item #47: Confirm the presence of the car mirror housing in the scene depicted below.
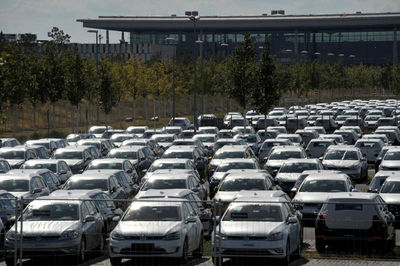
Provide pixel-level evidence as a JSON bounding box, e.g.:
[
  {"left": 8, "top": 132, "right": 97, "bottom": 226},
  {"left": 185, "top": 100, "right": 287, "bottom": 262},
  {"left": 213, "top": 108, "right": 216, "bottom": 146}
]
[
  {"left": 287, "top": 216, "right": 298, "bottom": 224},
  {"left": 32, "top": 188, "right": 42, "bottom": 194},
  {"left": 185, "top": 216, "right": 197, "bottom": 224},
  {"left": 84, "top": 216, "right": 95, "bottom": 223},
  {"left": 112, "top": 215, "right": 121, "bottom": 222}
]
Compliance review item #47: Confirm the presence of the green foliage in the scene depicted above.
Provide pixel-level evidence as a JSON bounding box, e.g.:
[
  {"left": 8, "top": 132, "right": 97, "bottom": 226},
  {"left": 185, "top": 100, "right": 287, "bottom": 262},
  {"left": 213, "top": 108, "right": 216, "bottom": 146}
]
[{"left": 98, "top": 58, "right": 121, "bottom": 114}]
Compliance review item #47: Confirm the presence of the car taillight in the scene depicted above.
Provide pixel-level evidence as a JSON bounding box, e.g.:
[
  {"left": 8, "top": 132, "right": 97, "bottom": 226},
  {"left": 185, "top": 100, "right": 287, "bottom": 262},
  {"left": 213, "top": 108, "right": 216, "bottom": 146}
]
[
  {"left": 367, "top": 188, "right": 372, "bottom": 193},
  {"left": 373, "top": 215, "right": 382, "bottom": 222},
  {"left": 305, "top": 149, "right": 310, "bottom": 153},
  {"left": 259, "top": 149, "right": 263, "bottom": 153},
  {"left": 290, "top": 191, "right": 296, "bottom": 199},
  {"left": 319, "top": 213, "right": 326, "bottom": 220}
]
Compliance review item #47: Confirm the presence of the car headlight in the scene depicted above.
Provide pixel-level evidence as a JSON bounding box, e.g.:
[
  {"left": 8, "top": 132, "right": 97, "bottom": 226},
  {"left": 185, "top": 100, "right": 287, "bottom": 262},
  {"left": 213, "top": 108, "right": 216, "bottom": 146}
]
[
  {"left": 163, "top": 232, "right": 180, "bottom": 241},
  {"left": 266, "top": 232, "right": 283, "bottom": 241},
  {"left": 111, "top": 230, "right": 125, "bottom": 240},
  {"left": 6, "top": 231, "right": 15, "bottom": 240},
  {"left": 59, "top": 230, "right": 80, "bottom": 240}
]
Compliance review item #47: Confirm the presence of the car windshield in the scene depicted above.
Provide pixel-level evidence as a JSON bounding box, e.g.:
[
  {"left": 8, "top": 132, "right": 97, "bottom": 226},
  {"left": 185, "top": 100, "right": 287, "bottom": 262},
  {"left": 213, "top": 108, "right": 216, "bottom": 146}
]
[
  {"left": 244, "top": 136, "right": 257, "bottom": 143},
  {"left": 112, "top": 136, "right": 131, "bottom": 142},
  {"left": 0, "top": 194, "right": 15, "bottom": 208},
  {"left": 213, "top": 151, "right": 244, "bottom": 159},
  {"left": 87, "top": 162, "right": 122, "bottom": 170},
  {"left": 279, "top": 162, "right": 318, "bottom": 173},
  {"left": 216, "top": 162, "right": 255, "bottom": 172},
  {"left": 173, "top": 141, "right": 194, "bottom": 146},
  {"left": 23, "top": 203, "right": 79, "bottom": 221},
  {"left": 196, "top": 136, "right": 215, "bottom": 142},
  {"left": 64, "top": 179, "right": 108, "bottom": 191},
  {"left": 142, "top": 179, "right": 186, "bottom": 190},
  {"left": 269, "top": 151, "right": 302, "bottom": 160},
  {"left": 0, "top": 179, "right": 29, "bottom": 192},
  {"left": 324, "top": 150, "right": 358, "bottom": 160},
  {"left": 384, "top": 151, "right": 400, "bottom": 161},
  {"left": 123, "top": 205, "right": 181, "bottom": 221},
  {"left": 162, "top": 152, "right": 193, "bottom": 159},
  {"left": 129, "top": 128, "right": 145, "bottom": 134},
  {"left": 365, "top": 116, "right": 380, "bottom": 121},
  {"left": 299, "top": 180, "right": 347, "bottom": 192},
  {"left": 219, "top": 179, "right": 266, "bottom": 191},
  {"left": 108, "top": 151, "right": 137, "bottom": 160},
  {"left": 214, "top": 142, "right": 238, "bottom": 149},
  {"left": 54, "top": 151, "right": 83, "bottom": 160},
  {"left": 148, "top": 162, "right": 186, "bottom": 172},
  {"left": 90, "top": 128, "right": 106, "bottom": 134},
  {"left": 22, "top": 163, "right": 57, "bottom": 172},
  {"left": 154, "top": 136, "right": 174, "bottom": 142},
  {"left": 0, "top": 151, "right": 24, "bottom": 160},
  {"left": 223, "top": 204, "right": 283, "bottom": 222},
  {"left": 380, "top": 181, "right": 400, "bottom": 193}
]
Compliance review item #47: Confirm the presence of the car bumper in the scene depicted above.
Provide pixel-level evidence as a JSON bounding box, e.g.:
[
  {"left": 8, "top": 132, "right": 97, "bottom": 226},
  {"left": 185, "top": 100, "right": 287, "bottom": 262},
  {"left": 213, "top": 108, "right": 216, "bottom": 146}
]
[
  {"left": 109, "top": 238, "right": 183, "bottom": 258},
  {"left": 213, "top": 239, "right": 286, "bottom": 258}
]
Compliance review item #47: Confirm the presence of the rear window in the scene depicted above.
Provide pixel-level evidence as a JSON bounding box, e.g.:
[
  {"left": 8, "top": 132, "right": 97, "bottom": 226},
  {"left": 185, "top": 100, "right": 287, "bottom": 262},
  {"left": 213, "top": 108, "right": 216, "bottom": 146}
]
[{"left": 335, "top": 204, "right": 363, "bottom": 211}]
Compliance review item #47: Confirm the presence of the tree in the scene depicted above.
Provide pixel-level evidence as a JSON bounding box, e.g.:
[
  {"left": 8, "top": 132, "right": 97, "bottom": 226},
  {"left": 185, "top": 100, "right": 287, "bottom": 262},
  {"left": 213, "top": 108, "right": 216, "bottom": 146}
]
[
  {"left": 98, "top": 58, "right": 121, "bottom": 128},
  {"left": 228, "top": 32, "right": 257, "bottom": 115},
  {"left": 250, "top": 37, "right": 279, "bottom": 129}
]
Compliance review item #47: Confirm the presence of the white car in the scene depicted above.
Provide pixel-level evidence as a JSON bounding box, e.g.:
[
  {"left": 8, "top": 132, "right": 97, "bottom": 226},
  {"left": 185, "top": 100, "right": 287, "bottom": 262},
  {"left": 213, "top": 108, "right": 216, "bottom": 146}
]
[
  {"left": 109, "top": 199, "right": 203, "bottom": 265},
  {"left": 354, "top": 139, "right": 385, "bottom": 163},
  {"left": 212, "top": 197, "right": 302, "bottom": 265}
]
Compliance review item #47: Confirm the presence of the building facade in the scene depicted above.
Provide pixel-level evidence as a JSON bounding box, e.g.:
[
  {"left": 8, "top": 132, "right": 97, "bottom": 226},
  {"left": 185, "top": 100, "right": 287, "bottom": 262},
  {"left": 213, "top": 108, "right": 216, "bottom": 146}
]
[{"left": 78, "top": 12, "right": 400, "bottom": 65}]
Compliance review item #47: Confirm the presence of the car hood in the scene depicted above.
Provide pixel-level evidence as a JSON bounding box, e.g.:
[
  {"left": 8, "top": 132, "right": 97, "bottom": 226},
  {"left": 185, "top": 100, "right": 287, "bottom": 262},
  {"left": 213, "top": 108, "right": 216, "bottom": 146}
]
[
  {"left": 293, "top": 192, "right": 335, "bottom": 203},
  {"left": 275, "top": 173, "right": 301, "bottom": 182},
  {"left": 214, "top": 191, "right": 239, "bottom": 202},
  {"left": 380, "top": 194, "right": 400, "bottom": 204},
  {"left": 203, "top": 142, "right": 214, "bottom": 148},
  {"left": 93, "top": 134, "right": 103, "bottom": 138},
  {"left": 322, "top": 160, "right": 359, "bottom": 168},
  {"left": 117, "top": 221, "right": 182, "bottom": 236},
  {"left": 220, "top": 221, "right": 285, "bottom": 236},
  {"left": 265, "top": 160, "right": 286, "bottom": 168},
  {"left": 9, "top": 191, "right": 31, "bottom": 198},
  {"left": 10, "top": 221, "right": 79, "bottom": 236},
  {"left": 211, "top": 172, "right": 228, "bottom": 181},
  {"left": 7, "top": 159, "right": 25, "bottom": 167},
  {"left": 380, "top": 161, "right": 400, "bottom": 169},
  {"left": 62, "top": 159, "right": 84, "bottom": 167},
  {"left": 157, "top": 142, "right": 172, "bottom": 149},
  {"left": 209, "top": 160, "right": 224, "bottom": 168}
]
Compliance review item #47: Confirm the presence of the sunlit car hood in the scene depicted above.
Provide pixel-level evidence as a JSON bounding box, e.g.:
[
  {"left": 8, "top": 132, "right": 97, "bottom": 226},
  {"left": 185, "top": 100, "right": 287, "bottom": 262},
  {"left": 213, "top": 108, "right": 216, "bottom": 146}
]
[
  {"left": 117, "top": 221, "right": 181, "bottom": 236},
  {"left": 63, "top": 159, "right": 84, "bottom": 167},
  {"left": 380, "top": 161, "right": 400, "bottom": 169},
  {"left": 7, "top": 159, "right": 25, "bottom": 167},
  {"left": 293, "top": 192, "right": 335, "bottom": 203},
  {"left": 214, "top": 191, "right": 239, "bottom": 202},
  {"left": 209, "top": 159, "right": 224, "bottom": 168},
  {"left": 211, "top": 172, "right": 228, "bottom": 181},
  {"left": 380, "top": 194, "right": 400, "bottom": 204},
  {"left": 93, "top": 134, "right": 103, "bottom": 138},
  {"left": 275, "top": 173, "right": 302, "bottom": 182},
  {"left": 265, "top": 160, "right": 286, "bottom": 168},
  {"left": 10, "top": 221, "right": 79, "bottom": 236},
  {"left": 322, "top": 160, "right": 359, "bottom": 168},
  {"left": 9, "top": 191, "right": 31, "bottom": 198},
  {"left": 220, "top": 221, "right": 285, "bottom": 236}
]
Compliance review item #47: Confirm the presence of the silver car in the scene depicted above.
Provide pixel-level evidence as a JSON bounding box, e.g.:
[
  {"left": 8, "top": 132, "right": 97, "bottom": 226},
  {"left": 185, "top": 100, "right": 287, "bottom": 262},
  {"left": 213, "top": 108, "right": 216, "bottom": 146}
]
[
  {"left": 258, "top": 139, "right": 292, "bottom": 163},
  {"left": 379, "top": 147, "right": 400, "bottom": 171},
  {"left": 109, "top": 199, "right": 203, "bottom": 265},
  {"left": 379, "top": 175, "right": 400, "bottom": 227},
  {"left": 305, "top": 139, "right": 336, "bottom": 159},
  {"left": 5, "top": 197, "right": 104, "bottom": 264},
  {"left": 264, "top": 146, "right": 307, "bottom": 177},
  {"left": 355, "top": 139, "right": 385, "bottom": 163}
]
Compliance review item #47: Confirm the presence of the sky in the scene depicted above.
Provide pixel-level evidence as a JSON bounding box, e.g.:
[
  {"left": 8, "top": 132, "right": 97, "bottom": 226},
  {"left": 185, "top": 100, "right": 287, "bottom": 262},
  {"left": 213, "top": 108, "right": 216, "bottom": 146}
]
[{"left": 1, "top": 0, "right": 399, "bottom": 43}]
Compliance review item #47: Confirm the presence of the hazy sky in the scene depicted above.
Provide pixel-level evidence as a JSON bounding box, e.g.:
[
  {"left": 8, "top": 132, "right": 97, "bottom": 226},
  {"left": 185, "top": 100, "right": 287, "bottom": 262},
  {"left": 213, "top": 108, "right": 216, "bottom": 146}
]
[{"left": 1, "top": 0, "right": 399, "bottom": 43}]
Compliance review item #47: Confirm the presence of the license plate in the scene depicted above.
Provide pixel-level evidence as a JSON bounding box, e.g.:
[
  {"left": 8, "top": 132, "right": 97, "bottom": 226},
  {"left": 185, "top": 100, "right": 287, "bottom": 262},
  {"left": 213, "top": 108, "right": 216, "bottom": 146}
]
[{"left": 131, "top": 244, "right": 154, "bottom": 251}]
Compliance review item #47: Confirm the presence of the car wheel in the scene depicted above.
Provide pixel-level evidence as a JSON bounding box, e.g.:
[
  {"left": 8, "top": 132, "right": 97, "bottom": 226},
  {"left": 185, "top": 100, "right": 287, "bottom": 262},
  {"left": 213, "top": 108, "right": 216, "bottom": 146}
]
[
  {"left": 212, "top": 256, "right": 222, "bottom": 266},
  {"left": 180, "top": 238, "right": 189, "bottom": 264},
  {"left": 78, "top": 238, "right": 86, "bottom": 263},
  {"left": 315, "top": 238, "right": 325, "bottom": 253},
  {"left": 193, "top": 234, "right": 203, "bottom": 259},
  {"left": 292, "top": 231, "right": 303, "bottom": 259},
  {"left": 282, "top": 240, "right": 290, "bottom": 266},
  {"left": 109, "top": 257, "right": 122, "bottom": 266},
  {"left": 96, "top": 233, "right": 105, "bottom": 256}
]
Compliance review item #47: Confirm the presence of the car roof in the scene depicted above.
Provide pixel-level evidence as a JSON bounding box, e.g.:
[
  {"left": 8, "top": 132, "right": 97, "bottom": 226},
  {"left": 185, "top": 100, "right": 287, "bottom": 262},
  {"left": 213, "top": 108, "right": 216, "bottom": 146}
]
[
  {"left": 90, "top": 158, "right": 127, "bottom": 164},
  {"left": 216, "top": 145, "right": 248, "bottom": 152},
  {"left": 23, "top": 159, "right": 61, "bottom": 164},
  {"left": 55, "top": 146, "right": 88, "bottom": 152},
  {"left": 0, "top": 146, "right": 29, "bottom": 152},
  {"left": 304, "top": 173, "right": 350, "bottom": 181},
  {"left": 374, "top": 170, "right": 400, "bottom": 177},
  {"left": 326, "top": 145, "right": 359, "bottom": 151},
  {"left": 147, "top": 173, "right": 193, "bottom": 180},
  {"left": 165, "top": 146, "right": 196, "bottom": 152},
  {"left": 270, "top": 146, "right": 303, "bottom": 151},
  {"left": 223, "top": 173, "right": 266, "bottom": 180},
  {"left": 284, "top": 158, "right": 320, "bottom": 163},
  {"left": 70, "top": 173, "right": 113, "bottom": 180},
  {"left": 218, "top": 158, "right": 256, "bottom": 163},
  {"left": 8, "top": 169, "right": 51, "bottom": 175},
  {"left": 50, "top": 189, "right": 103, "bottom": 199},
  {"left": 383, "top": 175, "right": 400, "bottom": 182},
  {"left": 233, "top": 195, "right": 288, "bottom": 203},
  {"left": 112, "top": 146, "right": 144, "bottom": 151},
  {"left": 84, "top": 169, "right": 124, "bottom": 175},
  {"left": 0, "top": 173, "right": 38, "bottom": 180},
  {"left": 152, "top": 158, "right": 191, "bottom": 163},
  {"left": 325, "top": 192, "right": 377, "bottom": 202},
  {"left": 135, "top": 189, "right": 193, "bottom": 199}
]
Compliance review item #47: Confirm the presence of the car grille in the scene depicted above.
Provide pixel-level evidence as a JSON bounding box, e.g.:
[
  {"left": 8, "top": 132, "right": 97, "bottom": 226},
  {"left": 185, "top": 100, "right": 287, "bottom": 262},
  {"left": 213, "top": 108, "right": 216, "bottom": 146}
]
[
  {"left": 222, "top": 249, "right": 275, "bottom": 255},
  {"left": 388, "top": 205, "right": 400, "bottom": 216},
  {"left": 121, "top": 244, "right": 167, "bottom": 255},
  {"left": 23, "top": 235, "right": 60, "bottom": 241},
  {"left": 123, "top": 235, "right": 164, "bottom": 240},
  {"left": 226, "top": 236, "right": 266, "bottom": 240}
]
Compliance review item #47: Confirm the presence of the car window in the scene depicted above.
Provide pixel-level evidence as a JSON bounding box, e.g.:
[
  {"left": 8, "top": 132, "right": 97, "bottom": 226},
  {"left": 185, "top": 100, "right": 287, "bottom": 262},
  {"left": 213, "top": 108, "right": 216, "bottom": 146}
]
[
  {"left": 102, "top": 193, "right": 116, "bottom": 209},
  {"left": 93, "top": 194, "right": 107, "bottom": 210},
  {"left": 81, "top": 202, "right": 90, "bottom": 218},
  {"left": 182, "top": 203, "right": 191, "bottom": 219},
  {"left": 85, "top": 201, "right": 97, "bottom": 215}
]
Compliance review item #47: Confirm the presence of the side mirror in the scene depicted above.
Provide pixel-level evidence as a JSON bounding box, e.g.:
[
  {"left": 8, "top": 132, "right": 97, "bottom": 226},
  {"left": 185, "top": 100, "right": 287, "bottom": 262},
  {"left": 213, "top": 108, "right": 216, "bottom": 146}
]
[
  {"left": 290, "top": 188, "right": 297, "bottom": 199},
  {"left": 32, "top": 188, "right": 42, "bottom": 194},
  {"left": 185, "top": 216, "right": 197, "bottom": 224},
  {"left": 319, "top": 157, "right": 323, "bottom": 161},
  {"left": 84, "top": 216, "right": 95, "bottom": 223},
  {"left": 287, "top": 216, "right": 298, "bottom": 224},
  {"left": 361, "top": 157, "right": 367, "bottom": 162},
  {"left": 112, "top": 215, "right": 121, "bottom": 222},
  {"left": 110, "top": 187, "right": 116, "bottom": 193},
  {"left": 191, "top": 187, "right": 199, "bottom": 192}
]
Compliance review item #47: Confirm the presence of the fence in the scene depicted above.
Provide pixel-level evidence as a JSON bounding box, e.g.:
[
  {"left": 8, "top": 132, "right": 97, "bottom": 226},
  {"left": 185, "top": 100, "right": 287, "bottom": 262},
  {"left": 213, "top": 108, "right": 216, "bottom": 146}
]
[{"left": 1, "top": 197, "right": 400, "bottom": 266}]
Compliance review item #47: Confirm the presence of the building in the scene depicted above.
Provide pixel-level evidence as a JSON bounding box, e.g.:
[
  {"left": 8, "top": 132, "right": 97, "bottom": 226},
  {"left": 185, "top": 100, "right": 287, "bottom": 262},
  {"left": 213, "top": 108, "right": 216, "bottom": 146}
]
[{"left": 77, "top": 11, "right": 400, "bottom": 65}]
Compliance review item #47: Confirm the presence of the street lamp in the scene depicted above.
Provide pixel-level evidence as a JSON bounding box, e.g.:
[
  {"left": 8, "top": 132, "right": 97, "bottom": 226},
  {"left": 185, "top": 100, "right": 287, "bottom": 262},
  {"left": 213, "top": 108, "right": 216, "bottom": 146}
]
[
  {"left": 166, "top": 37, "right": 177, "bottom": 125},
  {"left": 221, "top": 43, "right": 230, "bottom": 112},
  {"left": 87, "top": 30, "right": 99, "bottom": 124},
  {"left": 186, "top": 11, "right": 200, "bottom": 132},
  {"left": 196, "top": 39, "right": 205, "bottom": 116}
]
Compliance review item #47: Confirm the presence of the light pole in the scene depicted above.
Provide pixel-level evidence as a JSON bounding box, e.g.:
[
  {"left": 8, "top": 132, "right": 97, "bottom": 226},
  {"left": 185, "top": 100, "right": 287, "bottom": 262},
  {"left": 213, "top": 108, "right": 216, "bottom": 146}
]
[
  {"left": 88, "top": 30, "right": 99, "bottom": 124},
  {"left": 314, "top": 52, "right": 321, "bottom": 103},
  {"left": 196, "top": 39, "right": 204, "bottom": 116},
  {"left": 186, "top": 11, "right": 200, "bottom": 132},
  {"left": 166, "top": 37, "right": 177, "bottom": 125},
  {"left": 221, "top": 43, "right": 230, "bottom": 112},
  {"left": 327, "top": 53, "right": 335, "bottom": 102}
]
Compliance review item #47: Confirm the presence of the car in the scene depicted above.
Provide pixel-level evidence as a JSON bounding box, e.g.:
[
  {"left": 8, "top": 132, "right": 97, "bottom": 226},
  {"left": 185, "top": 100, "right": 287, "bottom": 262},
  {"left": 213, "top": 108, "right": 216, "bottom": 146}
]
[
  {"left": 322, "top": 146, "right": 368, "bottom": 182},
  {"left": 209, "top": 158, "right": 260, "bottom": 197},
  {"left": 304, "top": 126, "right": 326, "bottom": 135},
  {"left": 0, "top": 190, "right": 16, "bottom": 229},
  {"left": 151, "top": 134, "right": 177, "bottom": 150},
  {"left": 8, "top": 169, "right": 61, "bottom": 192},
  {"left": 256, "top": 129, "right": 280, "bottom": 142},
  {"left": 333, "top": 129, "right": 358, "bottom": 145},
  {"left": 110, "top": 134, "right": 137, "bottom": 147},
  {"left": 355, "top": 139, "right": 385, "bottom": 163},
  {"left": 368, "top": 170, "right": 400, "bottom": 193},
  {"left": 107, "top": 146, "right": 155, "bottom": 178},
  {"left": 212, "top": 197, "right": 302, "bottom": 265},
  {"left": 50, "top": 189, "right": 124, "bottom": 234},
  {"left": 25, "top": 139, "right": 58, "bottom": 155},
  {"left": 101, "top": 129, "right": 126, "bottom": 139},
  {"left": 209, "top": 145, "right": 256, "bottom": 177},
  {"left": 295, "top": 129, "right": 319, "bottom": 147},
  {"left": 364, "top": 115, "right": 382, "bottom": 129},
  {"left": 198, "top": 126, "right": 219, "bottom": 135},
  {"left": 109, "top": 199, "right": 203, "bottom": 265},
  {"left": 163, "top": 126, "right": 183, "bottom": 136},
  {"left": 267, "top": 126, "right": 288, "bottom": 134},
  {"left": 0, "top": 172, "right": 50, "bottom": 201},
  {"left": 4, "top": 196, "right": 105, "bottom": 265},
  {"left": 53, "top": 146, "right": 93, "bottom": 174},
  {"left": 375, "top": 146, "right": 392, "bottom": 173},
  {"left": 161, "top": 146, "right": 208, "bottom": 180},
  {"left": 0, "top": 159, "right": 11, "bottom": 173},
  {"left": 77, "top": 138, "right": 114, "bottom": 157},
  {"left": 264, "top": 146, "right": 307, "bottom": 177},
  {"left": 125, "top": 126, "right": 148, "bottom": 137},
  {"left": 378, "top": 147, "right": 400, "bottom": 171},
  {"left": 340, "top": 126, "right": 362, "bottom": 139},
  {"left": 315, "top": 192, "right": 396, "bottom": 254},
  {"left": 286, "top": 117, "right": 307, "bottom": 132},
  {"left": 276, "top": 134, "right": 303, "bottom": 147},
  {"left": 375, "top": 129, "right": 400, "bottom": 145},
  {"left": 258, "top": 139, "right": 293, "bottom": 163},
  {"left": 86, "top": 158, "right": 138, "bottom": 183},
  {"left": 89, "top": 125, "right": 113, "bottom": 138},
  {"left": 377, "top": 117, "right": 396, "bottom": 127},
  {"left": 253, "top": 117, "right": 278, "bottom": 130},
  {"left": 217, "top": 129, "right": 242, "bottom": 139},
  {"left": 193, "top": 134, "right": 218, "bottom": 155},
  {"left": 171, "top": 139, "right": 208, "bottom": 156},
  {"left": 0, "top": 146, "right": 38, "bottom": 169},
  {"left": 305, "top": 139, "right": 336, "bottom": 159},
  {"left": 122, "top": 138, "right": 164, "bottom": 158},
  {"left": 292, "top": 173, "right": 356, "bottom": 225},
  {"left": 275, "top": 159, "right": 323, "bottom": 193},
  {"left": 232, "top": 126, "right": 255, "bottom": 135},
  {"left": 212, "top": 138, "right": 246, "bottom": 154},
  {"left": 21, "top": 159, "right": 73, "bottom": 184},
  {"left": 25, "top": 144, "right": 50, "bottom": 159},
  {"left": 141, "top": 172, "right": 207, "bottom": 200},
  {"left": 168, "top": 117, "right": 192, "bottom": 130},
  {"left": 198, "top": 114, "right": 219, "bottom": 127},
  {"left": 362, "top": 134, "right": 389, "bottom": 146},
  {"left": 66, "top": 133, "right": 96, "bottom": 144},
  {"left": 379, "top": 175, "right": 400, "bottom": 227},
  {"left": 62, "top": 173, "right": 128, "bottom": 210},
  {"left": 343, "top": 117, "right": 364, "bottom": 127},
  {"left": 0, "top": 138, "right": 21, "bottom": 148}
]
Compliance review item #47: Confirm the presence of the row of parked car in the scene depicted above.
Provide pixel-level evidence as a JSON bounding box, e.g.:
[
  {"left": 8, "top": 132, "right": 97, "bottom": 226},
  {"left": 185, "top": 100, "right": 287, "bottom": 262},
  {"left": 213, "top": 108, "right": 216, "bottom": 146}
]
[{"left": 0, "top": 98, "right": 399, "bottom": 265}]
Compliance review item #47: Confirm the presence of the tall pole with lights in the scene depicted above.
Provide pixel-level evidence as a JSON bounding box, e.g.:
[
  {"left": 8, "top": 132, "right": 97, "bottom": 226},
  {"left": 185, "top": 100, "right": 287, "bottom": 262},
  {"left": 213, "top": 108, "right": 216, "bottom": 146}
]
[
  {"left": 88, "top": 30, "right": 99, "bottom": 124},
  {"left": 166, "top": 37, "right": 177, "bottom": 125}
]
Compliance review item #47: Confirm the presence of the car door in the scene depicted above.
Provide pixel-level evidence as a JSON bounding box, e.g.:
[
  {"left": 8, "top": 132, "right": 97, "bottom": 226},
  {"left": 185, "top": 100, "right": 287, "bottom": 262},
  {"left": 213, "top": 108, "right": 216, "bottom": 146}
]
[
  {"left": 283, "top": 203, "right": 299, "bottom": 253},
  {"left": 182, "top": 202, "right": 197, "bottom": 250},
  {"left": 81, "top": 201, "right": 97, "bottom": 250}
]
